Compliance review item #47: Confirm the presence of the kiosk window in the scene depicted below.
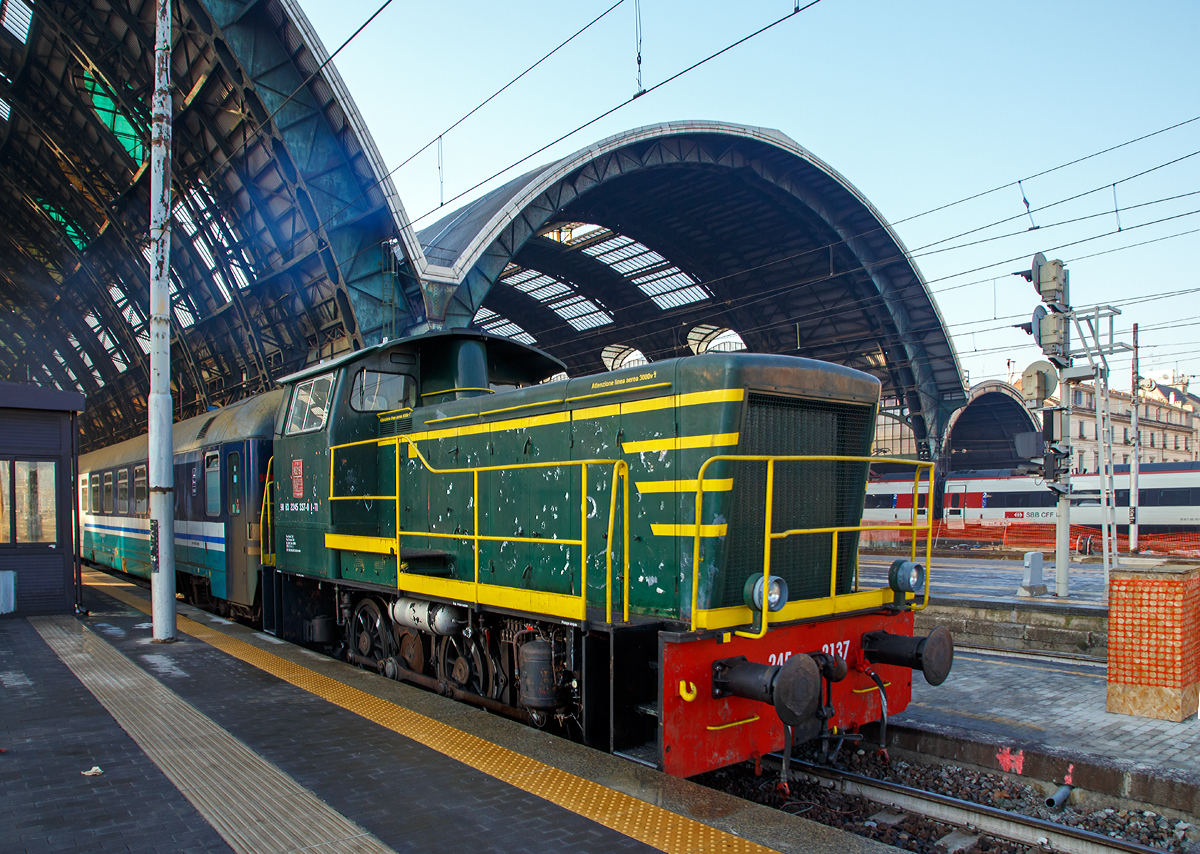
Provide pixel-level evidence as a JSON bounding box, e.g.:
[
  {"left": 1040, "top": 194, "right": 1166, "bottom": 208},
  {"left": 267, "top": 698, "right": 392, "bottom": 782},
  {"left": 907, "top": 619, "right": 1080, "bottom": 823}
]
[
  {"left": 134, "top": 466, "right": 148, "bottom": 514},
  {"left": 0, "top": 461, "right": 9, "bottom": 543},
  {"left": 117, "top": 469, "right": 129, "bottom": 514},
  {"left": 205, "top": 453, "right": 220, "bottom": 517},
  {"left": 350, "top": 370, "right": 413, "bottom": 412},
  {"left": 15, "top": 461, "right": 56, "bottom": 544},
  {"left": 227, "top": 452, "right": 241, "bottom": 516},
  {"left": 285, "top": 374, "right": 334, "bottom": 434}
]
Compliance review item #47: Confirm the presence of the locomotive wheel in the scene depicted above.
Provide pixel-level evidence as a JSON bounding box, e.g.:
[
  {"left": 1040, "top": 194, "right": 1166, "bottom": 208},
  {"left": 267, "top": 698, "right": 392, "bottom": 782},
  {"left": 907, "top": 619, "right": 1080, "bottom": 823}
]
[
  {"left": 350, "top": 599, "right": 391, "bottom": 669},
  {"left": 436, "top": 634, "right": 498, "bottom": 699},
  {"left": 395, "top": 628, "right": 427, "bottom": 674}
]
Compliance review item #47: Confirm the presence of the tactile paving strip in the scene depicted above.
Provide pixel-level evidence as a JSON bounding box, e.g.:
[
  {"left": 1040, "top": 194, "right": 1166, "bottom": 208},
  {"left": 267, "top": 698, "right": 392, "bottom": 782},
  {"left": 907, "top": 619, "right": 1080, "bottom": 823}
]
[
  {"left": 97, "top": 580, "right": 777, "bottom": 854},
  {"left": 30, "top": 615, "right": 397, "bottom": 854}
]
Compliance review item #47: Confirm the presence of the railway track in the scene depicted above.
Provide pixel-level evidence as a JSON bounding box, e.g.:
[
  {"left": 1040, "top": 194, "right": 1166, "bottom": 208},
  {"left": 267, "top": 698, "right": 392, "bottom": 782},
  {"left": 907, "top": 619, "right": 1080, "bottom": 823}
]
[{"left": 790, "top": 760, "right": 1169, "bottom": 854}]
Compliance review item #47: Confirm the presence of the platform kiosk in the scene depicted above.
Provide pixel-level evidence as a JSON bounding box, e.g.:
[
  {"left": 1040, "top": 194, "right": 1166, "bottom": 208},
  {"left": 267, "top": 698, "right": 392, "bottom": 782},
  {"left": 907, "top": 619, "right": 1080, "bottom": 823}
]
[{"left": 0, "top": 380, "right": 85, "bottom": 616}]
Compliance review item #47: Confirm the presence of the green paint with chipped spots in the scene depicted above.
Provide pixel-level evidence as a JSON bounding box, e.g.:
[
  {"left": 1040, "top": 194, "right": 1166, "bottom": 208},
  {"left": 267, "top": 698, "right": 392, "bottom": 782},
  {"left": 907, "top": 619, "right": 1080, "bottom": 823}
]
[{"left": 273, "top": 334, "right": 880, "bottom": 623}]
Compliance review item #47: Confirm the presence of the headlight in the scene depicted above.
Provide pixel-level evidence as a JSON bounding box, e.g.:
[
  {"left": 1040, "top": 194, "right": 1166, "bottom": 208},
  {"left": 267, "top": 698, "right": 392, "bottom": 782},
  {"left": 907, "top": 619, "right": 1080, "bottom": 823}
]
[
  {"left": 888, "top": 559, "right": 925, "bottom": 594},
  {"left": 743, "top": 574, "right": 789, "bottom": 612}
]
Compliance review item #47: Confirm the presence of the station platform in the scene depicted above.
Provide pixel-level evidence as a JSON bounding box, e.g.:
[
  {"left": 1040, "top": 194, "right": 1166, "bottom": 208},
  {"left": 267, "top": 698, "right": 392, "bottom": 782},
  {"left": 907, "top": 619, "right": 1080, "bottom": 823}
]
[{"left": 1, "top": 571, "right": 891, "bottom": 854}]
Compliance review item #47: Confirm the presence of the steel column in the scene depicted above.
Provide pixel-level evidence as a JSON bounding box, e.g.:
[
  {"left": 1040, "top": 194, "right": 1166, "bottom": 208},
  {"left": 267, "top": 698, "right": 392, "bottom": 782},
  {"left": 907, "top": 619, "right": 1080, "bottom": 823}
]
[{"left": 148, "top": 0, "right": 176, "bottom": 642}]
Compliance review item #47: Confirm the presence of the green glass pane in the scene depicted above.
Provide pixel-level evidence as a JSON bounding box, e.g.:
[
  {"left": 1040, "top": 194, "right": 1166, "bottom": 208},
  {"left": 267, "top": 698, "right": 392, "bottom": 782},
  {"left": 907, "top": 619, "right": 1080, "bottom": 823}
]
[{"left": 82, "top": 70, "right": 145, "bottom": 164}]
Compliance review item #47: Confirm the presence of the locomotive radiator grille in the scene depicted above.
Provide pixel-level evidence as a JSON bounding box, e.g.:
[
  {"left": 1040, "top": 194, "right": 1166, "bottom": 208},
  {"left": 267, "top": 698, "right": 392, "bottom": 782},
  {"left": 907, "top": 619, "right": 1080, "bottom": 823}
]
[{"left": 720, "top": 393, "right": 874, "bottom": 607}]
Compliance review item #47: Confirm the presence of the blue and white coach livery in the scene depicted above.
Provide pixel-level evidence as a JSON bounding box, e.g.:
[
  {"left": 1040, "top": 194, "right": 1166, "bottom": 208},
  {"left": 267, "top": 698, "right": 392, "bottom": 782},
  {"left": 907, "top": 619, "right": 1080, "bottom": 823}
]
[{"left": 79, "top": 390, "right": 283, "bottom": 621}]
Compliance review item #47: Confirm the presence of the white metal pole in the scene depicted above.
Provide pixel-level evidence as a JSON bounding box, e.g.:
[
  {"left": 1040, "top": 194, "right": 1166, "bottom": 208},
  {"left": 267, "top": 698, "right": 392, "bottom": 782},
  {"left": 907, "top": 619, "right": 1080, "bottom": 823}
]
[
  {"left": 149, "top": 0, "right": 176, "bottom": 642},
  {"left": 1098, "top": 368, "right": 1113, "bottom": 584},
  {"left": 1056, "top": 390, "right": 1071, "bottom": 597},
  {"left": 1130, "top": 324, "right": 1140, "bottom": 553}
]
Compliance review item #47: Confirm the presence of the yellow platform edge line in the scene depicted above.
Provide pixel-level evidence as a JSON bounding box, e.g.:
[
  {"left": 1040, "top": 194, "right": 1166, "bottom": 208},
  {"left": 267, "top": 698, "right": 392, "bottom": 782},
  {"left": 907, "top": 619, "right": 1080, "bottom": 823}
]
[{"left": 92, "top": 578, "right": 778, "bottom": 854}]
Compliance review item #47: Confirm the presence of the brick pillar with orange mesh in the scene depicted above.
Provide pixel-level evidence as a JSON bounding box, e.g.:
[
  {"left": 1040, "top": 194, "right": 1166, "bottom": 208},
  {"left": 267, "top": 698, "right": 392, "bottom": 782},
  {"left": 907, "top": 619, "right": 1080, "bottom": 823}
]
[{"left": 1106, "top": 565, "right": 1200, "bottom": 721}]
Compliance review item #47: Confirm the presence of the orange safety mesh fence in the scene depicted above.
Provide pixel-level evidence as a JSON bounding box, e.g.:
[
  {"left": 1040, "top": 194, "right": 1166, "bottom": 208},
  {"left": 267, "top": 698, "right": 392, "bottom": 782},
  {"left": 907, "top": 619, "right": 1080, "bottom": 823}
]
[
  {"left": 1108, "top": 570, "right": 1200, "bottom": 688},
  {"left": 861, "top": 521, "right": 1200, "bottom": 558}
]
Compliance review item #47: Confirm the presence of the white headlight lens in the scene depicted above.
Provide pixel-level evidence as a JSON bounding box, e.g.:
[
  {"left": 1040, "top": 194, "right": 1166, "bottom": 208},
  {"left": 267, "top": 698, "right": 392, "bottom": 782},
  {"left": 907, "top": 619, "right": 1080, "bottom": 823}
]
[
  {"left": 743, "top": 575, "right": 789, "bottom": 611},
  {"left": 766, "top": 578, "right": 786, "bottom": 611}
]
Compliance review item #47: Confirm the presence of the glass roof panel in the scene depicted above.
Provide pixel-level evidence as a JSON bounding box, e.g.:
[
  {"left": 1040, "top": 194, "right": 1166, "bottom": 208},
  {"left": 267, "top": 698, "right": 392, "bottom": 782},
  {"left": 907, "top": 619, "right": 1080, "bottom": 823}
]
[
  {"left": 1, "top": 0, "right": 32, "bottom": 44},
  {"left": 81, "top": 70, "right": 145, "bottom": 164},
  {"left": 555, "top": 226, "right": 712, "bottom": 311},
  {"left": 473, "top": 307, "right": 536, "bottom": 345},
  {"left": 497, "top": 264, "right": 614, "bottom": 332},
  {"left": 38, "top": 200, "right": 88, "bottom": 250}
]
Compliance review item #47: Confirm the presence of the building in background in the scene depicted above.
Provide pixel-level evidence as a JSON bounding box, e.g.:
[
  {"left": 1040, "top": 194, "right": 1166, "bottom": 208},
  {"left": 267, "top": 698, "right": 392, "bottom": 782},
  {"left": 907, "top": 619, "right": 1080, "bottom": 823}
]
[{"left": 1062, "top": 379, "right": 1195, "bottom": 473}]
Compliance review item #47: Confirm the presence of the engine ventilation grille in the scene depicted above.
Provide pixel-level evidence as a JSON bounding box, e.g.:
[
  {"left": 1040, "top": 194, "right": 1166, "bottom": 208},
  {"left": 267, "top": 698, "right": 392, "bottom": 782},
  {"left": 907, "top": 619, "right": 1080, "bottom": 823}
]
[
  {"left": 196, "top": 416, "right": 218, "bottom": 440},
  {"left": 719, "top": 393, "right": 874, "bottom": 607},
  {"left": 378, "top": 416, "right": 413, "bottom": 437}
]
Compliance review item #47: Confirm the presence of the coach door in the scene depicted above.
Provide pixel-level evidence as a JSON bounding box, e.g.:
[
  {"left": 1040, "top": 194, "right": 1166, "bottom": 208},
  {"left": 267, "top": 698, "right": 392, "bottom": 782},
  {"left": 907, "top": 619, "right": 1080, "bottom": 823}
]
[
  {"left": 945, "top": 484, "right": 966, "bottom": 529},
  {"left": 224, "top": 443, "right": 250, "bottom": 606}
]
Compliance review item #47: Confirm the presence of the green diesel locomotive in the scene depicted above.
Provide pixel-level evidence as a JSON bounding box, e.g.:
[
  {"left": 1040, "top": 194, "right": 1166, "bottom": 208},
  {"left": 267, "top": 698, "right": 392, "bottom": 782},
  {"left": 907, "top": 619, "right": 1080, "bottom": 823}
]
[{"left": 259, "top": 329, "right": 951, "bottom": 777}]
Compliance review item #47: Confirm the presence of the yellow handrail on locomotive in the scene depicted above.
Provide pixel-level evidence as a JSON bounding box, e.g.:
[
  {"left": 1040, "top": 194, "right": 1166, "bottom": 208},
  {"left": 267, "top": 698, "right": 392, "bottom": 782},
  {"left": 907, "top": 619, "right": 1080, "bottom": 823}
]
[
  {"left": 688, "top": 455, "right": 935, "bottom": 635},
  {"left": 325, "top": 435, "right": 632, "bottom": 624},
  {"left": 260, "top": 456, "right": 275, "bottom": 567}
]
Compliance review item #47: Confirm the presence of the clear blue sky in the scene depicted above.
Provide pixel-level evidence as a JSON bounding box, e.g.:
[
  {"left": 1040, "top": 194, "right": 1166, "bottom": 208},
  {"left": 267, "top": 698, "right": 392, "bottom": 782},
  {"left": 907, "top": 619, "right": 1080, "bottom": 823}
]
[{"left": 300, "top": 0, "right": 1200, "bottom": 392}]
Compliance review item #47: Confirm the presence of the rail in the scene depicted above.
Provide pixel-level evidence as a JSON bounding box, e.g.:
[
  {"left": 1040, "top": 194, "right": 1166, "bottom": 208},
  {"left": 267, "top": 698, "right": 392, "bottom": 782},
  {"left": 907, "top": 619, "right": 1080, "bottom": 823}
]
[
  {"left": 259, "top": 456, "right": 275, "bottom": 567},
  {"left": 325, "top": 435, "right": 631, "bottom": 624},
  {"left": 689, "top": 455, "right": 935, "bottom": 634},
  {"left": 789, "top": 761, "right": 1159, "bottom": 854}
]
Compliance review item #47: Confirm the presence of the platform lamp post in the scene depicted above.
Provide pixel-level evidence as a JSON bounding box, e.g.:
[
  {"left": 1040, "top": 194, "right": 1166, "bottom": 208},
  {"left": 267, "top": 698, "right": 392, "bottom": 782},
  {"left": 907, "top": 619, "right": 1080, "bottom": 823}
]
[{"left": 148, "top": 0, "right": 176, "bottom": 642}]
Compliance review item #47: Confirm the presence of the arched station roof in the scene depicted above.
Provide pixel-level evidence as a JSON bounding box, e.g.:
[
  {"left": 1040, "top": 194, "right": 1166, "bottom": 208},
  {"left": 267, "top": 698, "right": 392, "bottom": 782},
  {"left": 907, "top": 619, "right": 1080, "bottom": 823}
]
[
  {"left": 2, "top": 8, "right": 969, "bottom": 456},
  {"left": 0, "top": 0, "right": 421, "bottom": 451},
  {"left": 404, "top": 122, "right": 968, "bottom": 447},
  {"left": 944, "top": 380, "right": 1041, "bottom": 471}
]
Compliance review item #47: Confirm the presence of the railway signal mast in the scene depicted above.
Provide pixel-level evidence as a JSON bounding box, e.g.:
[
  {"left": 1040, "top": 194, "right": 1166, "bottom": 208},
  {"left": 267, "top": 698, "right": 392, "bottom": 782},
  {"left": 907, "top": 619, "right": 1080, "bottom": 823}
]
[{"left": 1016, "top": 254, "right": 1130, "bottom": 597}]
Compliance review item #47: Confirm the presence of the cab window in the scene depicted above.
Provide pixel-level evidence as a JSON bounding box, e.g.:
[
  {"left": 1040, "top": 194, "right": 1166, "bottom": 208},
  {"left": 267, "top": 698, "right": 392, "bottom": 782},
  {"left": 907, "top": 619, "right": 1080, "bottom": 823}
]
[
  {"left": 350, "top": 370, "right": 413, "bottom": 412},
  {"left": 285, "top": 374, "right": 334, "bottom": 434}
]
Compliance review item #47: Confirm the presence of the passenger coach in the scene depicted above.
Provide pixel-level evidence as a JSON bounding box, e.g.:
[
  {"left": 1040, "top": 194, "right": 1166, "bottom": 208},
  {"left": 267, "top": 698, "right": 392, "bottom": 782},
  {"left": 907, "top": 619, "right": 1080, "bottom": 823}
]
[{"left": 79, "top": 391, "right": 282, "bottom": 621}]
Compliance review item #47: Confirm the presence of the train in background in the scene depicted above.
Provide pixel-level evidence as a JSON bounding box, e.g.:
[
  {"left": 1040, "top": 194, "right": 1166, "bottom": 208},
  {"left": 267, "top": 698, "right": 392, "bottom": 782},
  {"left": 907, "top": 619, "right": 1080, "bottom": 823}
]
[
  {"left": 79, "top": 329, "right": 953, "bottom": 778},
  {"left": 79, "top": 390, "right": 284, "bottom": 621},
  {"left": 865, "top": 462, "right": 1200, "bottom": 534}
]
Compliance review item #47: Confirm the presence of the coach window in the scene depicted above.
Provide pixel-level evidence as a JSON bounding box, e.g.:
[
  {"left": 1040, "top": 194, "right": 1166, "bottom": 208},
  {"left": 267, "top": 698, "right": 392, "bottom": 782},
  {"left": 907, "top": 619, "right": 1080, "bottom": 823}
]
[
  {"left": 90, "top": 474, "right": 100, "bottom": 513},
  {"left": 350, "top": 370, "right": 413, "bottom": 412},
  {"left": 15, "top": 461, "right": 57, "bottom": 544},
  {"left": 103, "top": 472, "right": 114, "bottom": 513},
  {"left": 79, "top": 475, "right": 87, "bottom": 520},
  {"left": 285, "top": 374, "right": 334, "bottom": 434},
  {"left": 134, "top": 466, "right": 148, "bottom": 514},
  {"left": 205, "top": 453, "right": 220, "bottom": 517},
  {"left": 117, "top": 469, "right": 129, "bottom": 514},
  {"left": 227, "top": 452, "right": 241, "bottom": 516}
]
